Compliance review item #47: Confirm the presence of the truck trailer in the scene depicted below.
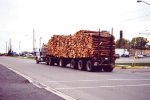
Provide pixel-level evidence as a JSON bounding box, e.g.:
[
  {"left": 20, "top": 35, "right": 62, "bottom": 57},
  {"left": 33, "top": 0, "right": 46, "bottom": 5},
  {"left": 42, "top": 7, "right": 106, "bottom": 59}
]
[{"left": 36, "top": 30, "right": 116, "bottom": 72}]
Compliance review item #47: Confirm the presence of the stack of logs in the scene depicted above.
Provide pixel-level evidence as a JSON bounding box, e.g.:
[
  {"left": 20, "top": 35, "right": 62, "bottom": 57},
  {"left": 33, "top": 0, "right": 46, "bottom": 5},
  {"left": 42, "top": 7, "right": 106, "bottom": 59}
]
[{"left": 46, "top": 30, "right": 115, "bottom": 58}]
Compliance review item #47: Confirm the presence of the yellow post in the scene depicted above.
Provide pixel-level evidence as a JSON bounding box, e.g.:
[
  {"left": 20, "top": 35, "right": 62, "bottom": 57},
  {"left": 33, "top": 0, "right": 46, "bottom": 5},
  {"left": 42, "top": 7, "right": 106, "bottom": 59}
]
[
  {"left": 132, "top": 50, "right": 137, "bottom": 67},
  {"left": 132, "top": 37, "right": 137, "bottom": 67}
]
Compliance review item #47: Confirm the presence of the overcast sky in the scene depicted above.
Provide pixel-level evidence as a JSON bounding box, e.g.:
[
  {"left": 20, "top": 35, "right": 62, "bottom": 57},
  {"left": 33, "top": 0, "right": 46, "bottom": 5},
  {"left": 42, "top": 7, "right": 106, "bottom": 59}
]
[{"left": 0, "top": 0, "right": 150, "bottom": 53}]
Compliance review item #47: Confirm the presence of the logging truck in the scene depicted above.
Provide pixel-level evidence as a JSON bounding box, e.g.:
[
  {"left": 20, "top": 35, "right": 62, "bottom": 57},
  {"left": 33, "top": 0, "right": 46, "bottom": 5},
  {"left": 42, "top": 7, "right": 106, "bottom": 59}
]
[{"left": 36, "top": 30, "right": 116, "bottom": 72}]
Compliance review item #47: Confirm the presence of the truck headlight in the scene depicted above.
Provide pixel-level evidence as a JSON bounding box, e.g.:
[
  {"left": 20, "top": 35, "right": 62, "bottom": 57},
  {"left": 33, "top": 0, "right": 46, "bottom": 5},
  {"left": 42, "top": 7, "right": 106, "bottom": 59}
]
[{"left": 105, "top": 57, "right": 108, "bottom": 60}]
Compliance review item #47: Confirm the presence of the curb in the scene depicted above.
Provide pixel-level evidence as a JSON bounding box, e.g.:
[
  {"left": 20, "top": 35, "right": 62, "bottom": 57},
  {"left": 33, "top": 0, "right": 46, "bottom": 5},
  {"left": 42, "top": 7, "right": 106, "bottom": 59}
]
[
  {"left": 0, "top": 63, "right": 76, "bottom": 100},
  {"left": 115, "top": 65, "right": 145, "bottom": 69}
]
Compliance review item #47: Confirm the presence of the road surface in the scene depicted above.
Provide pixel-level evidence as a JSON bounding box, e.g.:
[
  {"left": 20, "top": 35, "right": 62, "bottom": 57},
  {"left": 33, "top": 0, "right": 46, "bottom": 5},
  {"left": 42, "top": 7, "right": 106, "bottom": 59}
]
[
  {"left": 0, "top": 64, "right": 64, "bottom": 100},
  {"left": 0, "top": 56, "right": 150, "bottom": 100}
]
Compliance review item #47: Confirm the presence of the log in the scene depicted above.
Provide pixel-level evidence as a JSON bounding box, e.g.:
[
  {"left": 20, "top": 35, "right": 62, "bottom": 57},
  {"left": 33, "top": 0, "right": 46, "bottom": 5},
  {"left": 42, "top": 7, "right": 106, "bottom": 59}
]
[{"left": 46, "top": 30, "right": 115, "bottom": 58}]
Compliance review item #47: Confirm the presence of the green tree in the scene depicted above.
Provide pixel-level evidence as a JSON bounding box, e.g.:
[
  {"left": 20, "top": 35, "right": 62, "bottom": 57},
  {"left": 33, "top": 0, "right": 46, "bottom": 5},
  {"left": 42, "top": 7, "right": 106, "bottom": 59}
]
[
  {"left": 115, "top": 38, "right": 130, "bottom": 49},
  {"left": 130, "top": 37, "right": 149, "bottom": 50}
]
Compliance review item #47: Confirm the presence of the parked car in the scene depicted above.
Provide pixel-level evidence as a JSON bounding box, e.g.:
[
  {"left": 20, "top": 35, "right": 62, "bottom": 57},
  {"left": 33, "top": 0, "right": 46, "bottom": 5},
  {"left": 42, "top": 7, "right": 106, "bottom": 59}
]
[
  {"left": 143, "top": 54, "right": 150, "bottom": 57},
  {"left": 23, "top": 53, "right": 33, "bottom": 57},
  {"left": 115, "top": 54, "right": 120, "bottom": 59},
  {"left": 136, "top": 54, "right": 144, "bottom": 58},
  {"left": 121, "top": 54, "right": 130, "bottom": 57}
]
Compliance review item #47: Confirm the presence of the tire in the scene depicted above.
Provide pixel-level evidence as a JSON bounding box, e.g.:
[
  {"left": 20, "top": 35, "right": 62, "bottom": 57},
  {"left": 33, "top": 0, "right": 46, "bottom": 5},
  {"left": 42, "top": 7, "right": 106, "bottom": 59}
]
[
  {"left": 36, "top": 59, "right": 39, "bottom": 64},
  {"left": 70, "top": 59, "right": 77, "bottom": 69},
  {"left": 78, "top": 60, "right": 86, "bottom": 71},
  {"left": 86, "top": 60, "right": 94, "bottom": 72},
  {"left": 49, "top": 57, "right": 54, "bottom": 66},
  {"left": 59, "top": 59, "right": 66, "bottom": 67},
  {"left": 46, "top": 57, "right": 49, "bottom": 65}
]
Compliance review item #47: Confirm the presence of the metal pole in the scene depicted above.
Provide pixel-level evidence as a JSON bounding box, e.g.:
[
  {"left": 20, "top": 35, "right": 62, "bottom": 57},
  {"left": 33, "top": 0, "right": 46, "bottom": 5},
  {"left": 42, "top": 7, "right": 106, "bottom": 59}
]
[
  {"left": 39, "top": 37, "right": 42, "bottom": 51},
  {"left": 19, "top": 41, "right": 21, "bottom": 55},
  {"left": 142, "top": 1, "right": 150, "bottom": 6},
  {"left": 137, "top": 0, "right": 150, "bottom": 6},
  {"left": 6, "top": 41, "right": 7, "bottom": 54},
  {"left": 111, "top": 28, "right": 113, "bottom": 35},
  {"left": 33, "top": 28, "right": 35, "bottom": 53},
  {"left": 33, "top": 29, "right": 34, "bottom": 52}
]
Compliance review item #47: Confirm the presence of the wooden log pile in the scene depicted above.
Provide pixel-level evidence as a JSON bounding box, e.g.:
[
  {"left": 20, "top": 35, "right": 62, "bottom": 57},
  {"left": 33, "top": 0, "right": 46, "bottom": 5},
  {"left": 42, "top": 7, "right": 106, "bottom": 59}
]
[{"left": 46, "top": 30, "right": 115, "bottom": 58}]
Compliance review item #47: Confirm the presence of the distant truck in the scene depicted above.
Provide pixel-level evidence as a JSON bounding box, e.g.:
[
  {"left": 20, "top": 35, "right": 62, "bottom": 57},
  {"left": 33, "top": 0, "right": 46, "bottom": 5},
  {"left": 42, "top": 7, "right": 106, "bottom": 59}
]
[
  {"left": 36, "top": 30, "right": 116, "bottom": 72},
  {"left": 115, "top": 48, "right": 129, "bottom": 57}
]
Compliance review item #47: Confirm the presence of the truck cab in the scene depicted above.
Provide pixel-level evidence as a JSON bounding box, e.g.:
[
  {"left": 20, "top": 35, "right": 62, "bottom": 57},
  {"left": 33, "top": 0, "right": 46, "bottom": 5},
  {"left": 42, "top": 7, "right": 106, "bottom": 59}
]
[{"left": 36, "top": 44, "right": 48, "bottom": 64}]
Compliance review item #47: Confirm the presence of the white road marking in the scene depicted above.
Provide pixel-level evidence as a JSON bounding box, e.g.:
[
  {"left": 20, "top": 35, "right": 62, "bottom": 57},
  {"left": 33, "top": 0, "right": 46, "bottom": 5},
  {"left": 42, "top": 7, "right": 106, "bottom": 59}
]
[
  {"left": 56, "top": 84, "right": 150, "bottom": 90},
  {"left": 46, "top": 79, "right": 150, "bottom": 83},
  {"left": 0, "top": 63, "right": 76, "bottom": 100}
]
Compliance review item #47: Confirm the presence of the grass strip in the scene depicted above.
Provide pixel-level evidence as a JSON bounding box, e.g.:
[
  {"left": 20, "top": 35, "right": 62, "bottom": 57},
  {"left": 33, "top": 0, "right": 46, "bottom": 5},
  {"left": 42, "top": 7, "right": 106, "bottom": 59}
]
[{"left": 116, "top": 63, "right": 150, "bottom": 66}]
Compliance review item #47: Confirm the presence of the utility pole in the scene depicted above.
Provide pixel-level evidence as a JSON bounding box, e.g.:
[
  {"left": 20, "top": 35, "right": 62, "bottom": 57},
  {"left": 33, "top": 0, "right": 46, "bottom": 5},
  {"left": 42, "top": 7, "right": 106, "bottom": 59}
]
[
  {"left": 9, "top": 38, "right": 12, "bottom": 52},
  {"left": 19, "top": 41, "right": 21, "bottom": 55},
  {"left": 111, "top": 28, "right": 113, "bottom": 35},
  {"left": 39, "top": 37, "right": 42, "bottom": 51},
  {"left": 6, "top": 41, "right": 7, "bottom": 54},
  {"left": 33, "top": 28, "right": 35, "bottom": 54}
]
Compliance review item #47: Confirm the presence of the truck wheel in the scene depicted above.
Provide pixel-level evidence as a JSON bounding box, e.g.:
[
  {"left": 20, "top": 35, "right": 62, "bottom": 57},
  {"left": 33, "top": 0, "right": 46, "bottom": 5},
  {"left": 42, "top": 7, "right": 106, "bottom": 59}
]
[
  {"left": 59, "top": 59, "right": 66, "bottom": 67},
  {"left": 86, "top": 60, "right": 94, "bottom": 72},
  {"left": 78, "top": 60, "right": 85, "bottom": 71},
  {"left": 70, "top": 59, "right": 77, "bottom": 69},
  {"left": 49, "top": 57, "right": 54, "bottom": 66},
  {"left": 36, "top": 59, "right": 39, "bottom": 64},
  {"left": 46, "top": 57, "right": 49, "bottom": 65}
]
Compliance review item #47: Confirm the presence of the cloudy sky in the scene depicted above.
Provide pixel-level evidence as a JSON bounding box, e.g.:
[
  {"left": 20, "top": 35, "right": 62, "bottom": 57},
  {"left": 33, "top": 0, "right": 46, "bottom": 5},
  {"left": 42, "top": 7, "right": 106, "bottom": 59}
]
[{"left": 0, "top": 0, "right": 150, "bottom": 53}]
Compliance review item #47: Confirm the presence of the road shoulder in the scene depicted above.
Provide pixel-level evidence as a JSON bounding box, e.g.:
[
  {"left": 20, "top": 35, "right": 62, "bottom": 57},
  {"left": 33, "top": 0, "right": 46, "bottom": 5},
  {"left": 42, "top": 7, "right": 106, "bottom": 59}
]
[{"left": 0, "top": 64, "right": 64, "bottom": 100}]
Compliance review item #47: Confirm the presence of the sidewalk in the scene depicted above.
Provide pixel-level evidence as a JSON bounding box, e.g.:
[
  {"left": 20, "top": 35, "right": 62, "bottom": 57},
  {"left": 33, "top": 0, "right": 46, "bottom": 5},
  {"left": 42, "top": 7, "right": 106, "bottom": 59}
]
[{"left": 0, "top": 64, "right": 64, "bottom": 100}]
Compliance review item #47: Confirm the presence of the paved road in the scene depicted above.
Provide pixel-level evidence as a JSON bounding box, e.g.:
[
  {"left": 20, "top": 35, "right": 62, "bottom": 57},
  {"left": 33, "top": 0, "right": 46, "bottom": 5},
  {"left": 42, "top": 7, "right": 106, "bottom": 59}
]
[
  {"left": 0, "top": 56, "right": 150, "bottom": 100},
  {"left": 0, "top": 64, "right": 64, "bottom": 100}
]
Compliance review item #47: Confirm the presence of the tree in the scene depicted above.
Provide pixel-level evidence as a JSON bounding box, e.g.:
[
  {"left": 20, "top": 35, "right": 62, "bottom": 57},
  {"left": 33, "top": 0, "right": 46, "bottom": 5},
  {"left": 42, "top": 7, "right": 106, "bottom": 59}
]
[
  {"left": 115, "top": 38, "right": 130, "bottom": 49},
  {"left": 130, "top": 37, "right": 149, "bottom": 50}
]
